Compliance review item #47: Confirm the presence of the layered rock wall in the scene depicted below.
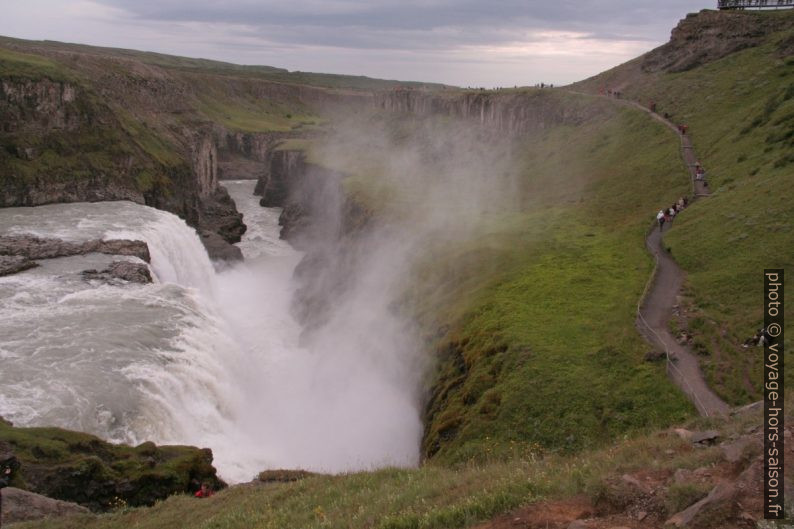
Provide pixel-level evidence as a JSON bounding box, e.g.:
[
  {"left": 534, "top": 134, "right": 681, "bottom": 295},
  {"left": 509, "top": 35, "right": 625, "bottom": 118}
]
[
  {"left": 0, "top": 77, "right": 245, "bottom": 255},
  {"left": 255, "top": 148, "right": 306, "bottom": 204},
  {"left": 643, "top": 9, "right": 794, "bottom": 73},
  {"left": 372, "top": 89, "right": 599, "bottom": 137},
  {"left": 0, "top": 79, "right": 79, "bottom": 133}
]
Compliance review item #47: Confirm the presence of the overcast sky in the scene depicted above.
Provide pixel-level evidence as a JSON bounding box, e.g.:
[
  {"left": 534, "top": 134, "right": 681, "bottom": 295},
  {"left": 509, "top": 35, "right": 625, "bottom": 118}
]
[{"left": 1, "top": 1, "right": 712, "bottom": 87}]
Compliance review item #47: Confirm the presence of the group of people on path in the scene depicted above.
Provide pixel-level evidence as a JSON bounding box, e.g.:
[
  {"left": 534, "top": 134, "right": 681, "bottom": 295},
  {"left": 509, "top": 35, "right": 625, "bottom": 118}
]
[
  {"left": 656, "top": 196, "right": 689, "bottom": 230},
  {"left": 655, "top": 157, "right": 708, "bottom": 233}
]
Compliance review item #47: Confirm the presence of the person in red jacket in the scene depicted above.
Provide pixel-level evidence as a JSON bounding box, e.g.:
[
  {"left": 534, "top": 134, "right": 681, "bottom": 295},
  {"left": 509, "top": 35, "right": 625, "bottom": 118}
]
[{"left": 195, "top": 482, "right": 214, "bottom": 498}]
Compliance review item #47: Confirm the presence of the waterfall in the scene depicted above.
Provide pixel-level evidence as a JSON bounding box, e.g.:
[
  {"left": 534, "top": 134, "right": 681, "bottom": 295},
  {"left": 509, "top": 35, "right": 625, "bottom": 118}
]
[
  {"left": 0, "top": 188, "right": 425, "bottom": 484},
  {"left": 0, "top": 201, "right": 235, "bottom": 460},
  {"left": 104, "top": 211, "right": 218, "bottom": 298}
]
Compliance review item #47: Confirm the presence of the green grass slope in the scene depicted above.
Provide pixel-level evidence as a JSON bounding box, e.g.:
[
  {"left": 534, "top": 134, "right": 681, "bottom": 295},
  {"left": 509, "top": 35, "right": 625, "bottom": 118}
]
[
  {"left": 22, "top": 398, "right": 789, "bottom": 529},
  {"left": 0, "top": 47, "right": 74, "bottom": 80},
  {"left": 415, "top": 106, "right": 694, "bottom": 463},
  {"left": 574, "top": 8, "right": 794, "bottom": 406}
]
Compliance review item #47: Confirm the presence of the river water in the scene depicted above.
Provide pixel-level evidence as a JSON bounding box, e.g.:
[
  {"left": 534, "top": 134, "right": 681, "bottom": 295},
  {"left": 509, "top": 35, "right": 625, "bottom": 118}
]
[{"left": 0, "top": 180, "right": 421, "bottom": 482}]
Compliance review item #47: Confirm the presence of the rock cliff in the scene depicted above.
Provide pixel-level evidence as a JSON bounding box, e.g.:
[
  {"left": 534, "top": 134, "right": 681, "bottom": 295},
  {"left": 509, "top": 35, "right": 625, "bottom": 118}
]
[
  {"left": 642, "top": 9, "right": 794, "bottom": 73},
  {"left": 217, "top": 129, "right": 287, "bottom": 181},
  {"left": 0, "top": 77, "right": 147, "bottom": 206},
  {"left": 252, "top": 145, "right": 372, "bottom": 329},
  {"left": 572, "top": 8, "right": 794, "bottom": 95},
  {"left": 372, "top": 89, "right": 604, "bottom": 137},
  {"left": 0, "top": 76, "right": 244, "bottom": 257},
  {"left": 0, "top": 78, "right": 80, "bottom": 132},
  {"left": 255, "top": 148, "right": 306, "bottom": 206}
]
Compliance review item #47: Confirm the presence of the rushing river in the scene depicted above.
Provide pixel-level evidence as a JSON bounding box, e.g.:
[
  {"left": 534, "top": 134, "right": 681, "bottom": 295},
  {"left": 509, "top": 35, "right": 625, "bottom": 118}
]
[{"left": 0, "top": 180, "right": 422, "bottom": 482}]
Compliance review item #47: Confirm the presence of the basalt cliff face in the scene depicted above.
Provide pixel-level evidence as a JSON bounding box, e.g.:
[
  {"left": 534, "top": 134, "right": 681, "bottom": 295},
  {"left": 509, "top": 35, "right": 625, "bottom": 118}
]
[
  {"left": 254, "top": 146, "right": 371, "bottom": 330},
  {"left": 255, "top": 148, "right": 306, "bottom": 205},
  {"left": 1, "top": 78, "right": 81, "bottom": 131},
  {"left": 0, "top": 78, "right": 146, "bottom": 206},
  {"left": 0, "top": 73, "right": 244, "bottom": 258},
  {"left": 372, "top": 89, "right": 603, "bottom": 136},
  {"left": 0, "top": 38, "right": 368, "bottom": 258},
  {"left": 217, "top": 130, "right": 287, "bottom": 181}
]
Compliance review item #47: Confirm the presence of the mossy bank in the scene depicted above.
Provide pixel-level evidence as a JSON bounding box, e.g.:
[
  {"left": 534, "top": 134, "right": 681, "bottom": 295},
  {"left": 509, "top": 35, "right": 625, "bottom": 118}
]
[{"left": 0, "top": 418, "right": 224, "bottom": 512}]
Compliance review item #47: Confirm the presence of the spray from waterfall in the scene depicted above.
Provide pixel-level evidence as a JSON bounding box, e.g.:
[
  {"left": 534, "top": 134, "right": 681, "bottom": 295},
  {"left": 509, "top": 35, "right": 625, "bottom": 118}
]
[{"left": 0, "top": 104, "right": 524, "bottom": 484}]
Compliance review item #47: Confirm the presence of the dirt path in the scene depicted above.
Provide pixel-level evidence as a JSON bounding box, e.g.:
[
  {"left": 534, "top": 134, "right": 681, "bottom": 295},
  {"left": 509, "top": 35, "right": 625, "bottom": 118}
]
[
  {"left": 619, "top": 99, "right": 730, "bottom": 417},
  {"left": 638, "top": 225, "right": 730, "bottom": 417},
  {"left": 473, "top": 92, "right": 736, "bottom": 529},
  {"left": 622, "top": 100, "right": 711, "bottom": 197},
  {"left": 567, "top": 92, "right": 728, "bottom": 416}
]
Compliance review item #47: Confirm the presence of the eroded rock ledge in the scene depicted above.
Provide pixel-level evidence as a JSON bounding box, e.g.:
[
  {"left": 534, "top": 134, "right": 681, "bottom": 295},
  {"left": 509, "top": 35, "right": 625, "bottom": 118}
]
[
  {"left": 82, "top": 261, "right": 153, "bottom": 284},
  {"left": 0, "top": 254, "right": 39, "bottom": 277},
  {"left": 0, "top": 234, "right": 150, "bottom": 262},
  {"left": 0, "top": 234, "right": 152, "bottom": 278}
]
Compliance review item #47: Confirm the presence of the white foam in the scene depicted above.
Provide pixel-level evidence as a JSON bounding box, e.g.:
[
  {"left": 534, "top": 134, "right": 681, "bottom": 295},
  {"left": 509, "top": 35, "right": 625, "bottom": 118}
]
[{"left": 0, "top": 185, "right": 424, "bottom": 483}]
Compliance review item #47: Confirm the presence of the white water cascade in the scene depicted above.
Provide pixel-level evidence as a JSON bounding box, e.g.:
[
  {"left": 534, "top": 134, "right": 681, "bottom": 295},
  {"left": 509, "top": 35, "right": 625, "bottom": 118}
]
[{"left": 0, "top": 181, "right": 423, "bottom": 482}]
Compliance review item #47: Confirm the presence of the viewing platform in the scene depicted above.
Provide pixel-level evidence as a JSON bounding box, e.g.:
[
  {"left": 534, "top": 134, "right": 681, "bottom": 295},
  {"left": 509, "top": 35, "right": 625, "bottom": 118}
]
[{"left": 718, "top": 0, "right": 794, "bottom": 9}]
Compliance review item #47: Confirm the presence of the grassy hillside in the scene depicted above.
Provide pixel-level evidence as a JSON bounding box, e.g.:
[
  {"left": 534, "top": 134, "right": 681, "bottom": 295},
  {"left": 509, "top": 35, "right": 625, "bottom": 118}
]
[
  {"left": 0, "top": 47, "right": 74, "bottom": 80},
  {"left": 0, "top": 35, "right": 332, "bottom": 135},
  {"left": 192, "top": 83, "right": 322, "bottom": 133},
  {"left": 0, "top": 35, "right": 449, "bottom": 92},
  {"left": 21, "top": 398, "right": 789, "bottom": 529},
  {"left": 574, "top": 8, "right": 794, "bottom": 406},
  {"left": 415, "top": 106, "right": 693, "bottom": 463}
]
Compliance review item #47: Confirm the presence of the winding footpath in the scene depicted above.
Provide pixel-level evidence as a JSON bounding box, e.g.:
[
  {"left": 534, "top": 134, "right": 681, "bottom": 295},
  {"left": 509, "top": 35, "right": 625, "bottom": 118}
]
[
  {"left": 592, "top": 95, "right": 730, "bottom": 417},
  {"left": 629, "top": 99, "right": 730, "bottom": 417}
]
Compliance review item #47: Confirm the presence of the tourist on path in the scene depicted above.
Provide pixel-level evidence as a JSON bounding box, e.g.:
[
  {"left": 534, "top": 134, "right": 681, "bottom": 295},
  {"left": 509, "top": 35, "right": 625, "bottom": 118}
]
[{"left": 695, "top": 162, "right": 706, "bottom": 181}]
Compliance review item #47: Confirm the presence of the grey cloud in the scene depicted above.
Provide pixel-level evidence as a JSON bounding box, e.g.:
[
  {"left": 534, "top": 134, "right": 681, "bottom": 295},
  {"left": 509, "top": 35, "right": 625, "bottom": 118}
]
[
  {"left": 96, "top": 0, "right": 709, "bottom": 51},
  {"left": 0, "top": 0, "right": 711, "bottom": 86}
]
